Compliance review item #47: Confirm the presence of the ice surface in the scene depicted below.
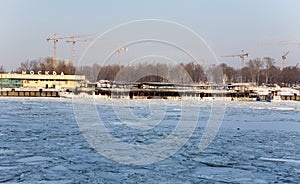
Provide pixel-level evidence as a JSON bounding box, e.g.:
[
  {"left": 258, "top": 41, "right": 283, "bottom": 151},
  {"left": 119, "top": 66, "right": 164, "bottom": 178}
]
[{"left": 0, "top": 98, "right": 299, "bottom": 183}]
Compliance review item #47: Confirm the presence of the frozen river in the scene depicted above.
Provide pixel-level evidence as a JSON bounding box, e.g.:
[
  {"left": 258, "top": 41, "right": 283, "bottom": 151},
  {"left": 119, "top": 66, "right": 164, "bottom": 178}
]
[{"left": 0, "top": 98, "right": 299, "bottom": 183}]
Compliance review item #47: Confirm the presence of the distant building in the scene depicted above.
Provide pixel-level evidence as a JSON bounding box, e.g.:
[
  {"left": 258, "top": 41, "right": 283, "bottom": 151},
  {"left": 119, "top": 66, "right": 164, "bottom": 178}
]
[{"left": 0, "top": 73, "right": 85, "bottom": 89}]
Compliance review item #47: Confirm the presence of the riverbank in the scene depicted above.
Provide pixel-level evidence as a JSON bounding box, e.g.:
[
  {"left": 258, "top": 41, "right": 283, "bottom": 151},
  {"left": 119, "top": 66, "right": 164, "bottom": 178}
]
[{"left": 3, "top": 82, "right": 300, "bottom": 101}]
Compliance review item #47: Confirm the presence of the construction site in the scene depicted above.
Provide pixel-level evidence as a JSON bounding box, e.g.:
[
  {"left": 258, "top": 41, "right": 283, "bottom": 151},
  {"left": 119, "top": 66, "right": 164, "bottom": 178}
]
[{"left": 0, "top": 33, "right": 299, "bottom": 101}]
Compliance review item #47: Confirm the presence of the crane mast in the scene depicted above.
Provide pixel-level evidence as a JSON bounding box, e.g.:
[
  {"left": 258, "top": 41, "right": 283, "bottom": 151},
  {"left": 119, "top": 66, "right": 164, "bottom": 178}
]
[
  {"left": 46, "top": 34, "right": 92, "bottom": 69},
  {"left": 221, "top": 50, "right": 248, "bottom": 82},
  {"left": 46, "top": 34, "right": 60, "bottom": 69},
  {"left": 221, "top": 50, "right": 248, "bottom": 68},
  {"left": 65, "top": 38, "right": 94, "bottom": 67},
  {"left": 85, "top": 45, "right": 129, "bottom": 66},
  {"left": 266, "top": 41, "right": 298, "bottom": 70},
  {"left": 281, "top": 51, "right": 289, "bottom": 71}
]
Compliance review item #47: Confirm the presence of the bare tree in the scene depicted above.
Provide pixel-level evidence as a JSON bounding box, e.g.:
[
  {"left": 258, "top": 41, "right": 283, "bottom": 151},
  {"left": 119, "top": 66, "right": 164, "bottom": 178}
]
[
  {"left": 43, "top": 57, "right": 55, "bottom": 72},
  {"left": 219, "top": 63, "right": 236, "bottom": 83},
  {"left": 263, "top": 57, "right": 275, "bottom": 84},
  {"left": 248, "top": 59, "right": 263, "bottom": 84},
  {"left": 240, "top": 67, "right": 251, "bottom": 82},
  {"left": 97, "top": 65, "right": 120, "bottom": 81},
  {"left": 0, "top": 65, "right": 5, "bottom": 73},
  {"left": 280, "top": 65, "right": 300, "bottom": 86},
  {"left": 16, "top": 60, "right": 31, "bottom": 73},
  {"left": 182, "top": 62, "right": 206, "bottom": 83},
  {"left": 12, "top": 57, "right": 299, "bottom": 86}
]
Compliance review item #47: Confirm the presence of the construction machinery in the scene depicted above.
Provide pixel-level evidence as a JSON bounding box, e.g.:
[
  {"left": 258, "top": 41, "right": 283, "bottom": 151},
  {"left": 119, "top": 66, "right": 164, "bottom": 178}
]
[
  {"left": 221, "top": 50, "right": 249, "bottom": 82},
  {"left": 117, "top": 47, "right": 128, "bottom": 66},
  {"left": 221, "top": 50, "right": 249, "bottom": 69},
  {"left": 281, "top": 51, "right": 289, "bottom": 71},
  {"left": 84, "top": 45, "right": 128, "bottom": 66},
  {"left": 46, "top": 34, "right": 91, "bottom": 69},
  {"left": 266, "top": 41, "right": 300, "bottom": 70},
  {"left": 65, "top": 38, "right": 95, "bottom": 67}
]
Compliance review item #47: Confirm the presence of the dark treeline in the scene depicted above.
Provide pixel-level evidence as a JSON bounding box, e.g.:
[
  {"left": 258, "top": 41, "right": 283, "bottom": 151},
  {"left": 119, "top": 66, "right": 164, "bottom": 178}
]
[
  {"left": 12, "top": 57, "right": 75, "bottom": 75},
  {"left": 77, "top": 62, "right": 207, "bottom": 84},
  {"left": 6, "top": 57, "right": 300, "bottom": 86}
]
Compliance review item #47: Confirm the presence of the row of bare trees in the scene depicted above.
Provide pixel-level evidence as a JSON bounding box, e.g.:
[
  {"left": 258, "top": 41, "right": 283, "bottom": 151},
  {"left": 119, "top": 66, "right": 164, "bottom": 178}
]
[
  {"left": 13, "top": 57, "right": 75, "bottom": 75},
  {"left": 76, "top": 60, "right": 299, "bottom": 86},
  {"left": 76, "top": 63, "right": 207, "bottom": 84},
  {"left": 4, "top": 57, "right": 300, "bottom": 86},
  {"left": 239, "top": 57, "right": 299, "bottom": 86}
]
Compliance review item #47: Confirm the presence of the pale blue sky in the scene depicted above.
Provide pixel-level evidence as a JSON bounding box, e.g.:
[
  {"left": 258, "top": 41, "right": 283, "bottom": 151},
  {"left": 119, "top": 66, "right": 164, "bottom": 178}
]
[{"left": 1, "top": 0, "right": 300, "bottom": 71}]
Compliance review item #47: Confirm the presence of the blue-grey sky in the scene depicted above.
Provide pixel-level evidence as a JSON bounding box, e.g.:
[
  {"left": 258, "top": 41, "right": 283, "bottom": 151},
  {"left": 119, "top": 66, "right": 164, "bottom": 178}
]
[{"left": 1, "top": 0, "right": 300, "bottom": 71}]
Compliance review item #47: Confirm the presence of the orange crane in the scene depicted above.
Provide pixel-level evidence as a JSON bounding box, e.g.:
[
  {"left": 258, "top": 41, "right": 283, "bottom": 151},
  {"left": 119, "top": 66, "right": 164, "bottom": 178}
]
[
  {"left": 268, "top": 41, "right": 300, "bottom": 45},
  {"left": 46, "top": 34, "right": 91, "bottom": 69},
  {"left": 281, "top": 51, "right": 289, "bottom": 71},
  {"left": 85, "top": 45, "right": 128, "bottom": 66},
  {"left": 221, "top": 50, "right": 249, "bottom": 69},
  {"left": 65, "top": 38, "right": 95, "bottom": 67}
]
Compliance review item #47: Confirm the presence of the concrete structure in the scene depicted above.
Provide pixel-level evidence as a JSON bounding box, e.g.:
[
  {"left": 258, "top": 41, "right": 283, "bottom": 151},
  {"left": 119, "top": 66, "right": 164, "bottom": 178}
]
[
  {"left": 0, "top": 88, "right": 59, "bottom": 97},
  {"left": 93, "top": 82, "right": 251, "bottom": 100},
  {"left": 90, "top": 82, "right": 300, "bottom": 101},
  {"left": 0, "top": 73, "right": 85, "bottom": 89}
]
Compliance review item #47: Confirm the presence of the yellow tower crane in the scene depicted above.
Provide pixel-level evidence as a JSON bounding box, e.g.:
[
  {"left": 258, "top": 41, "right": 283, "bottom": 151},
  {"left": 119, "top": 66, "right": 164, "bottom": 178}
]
[
  {"left": 86, "top": 45, "right": 128, "bottom": 66},
  {"left": 65, "top": 38, "right": 95, "bottom": 67},
  {"left": 46, "top": 34, "right": 91, "bottom": 69}
]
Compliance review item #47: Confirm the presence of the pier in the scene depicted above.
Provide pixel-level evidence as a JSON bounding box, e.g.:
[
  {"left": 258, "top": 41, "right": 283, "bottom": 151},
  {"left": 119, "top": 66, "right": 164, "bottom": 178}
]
[
  {"left": 0, "top": 88, "right": 59, "bottom": 97},
  {"left": 1, "top": 78, "right": 299, "bottom": 101},
  {"left": 86, "top": 82, "right": 300, "bottom": 101}
]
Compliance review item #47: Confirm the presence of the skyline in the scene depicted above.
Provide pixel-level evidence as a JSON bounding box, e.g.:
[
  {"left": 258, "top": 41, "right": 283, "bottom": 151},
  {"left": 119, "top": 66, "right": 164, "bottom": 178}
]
[{"left": 1, "top": 0, "right": 300, "bottom": 71}]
